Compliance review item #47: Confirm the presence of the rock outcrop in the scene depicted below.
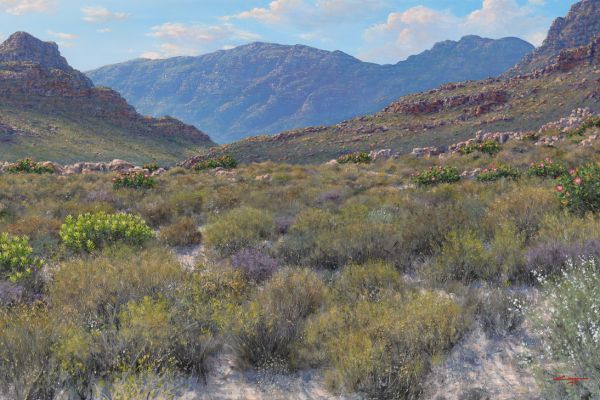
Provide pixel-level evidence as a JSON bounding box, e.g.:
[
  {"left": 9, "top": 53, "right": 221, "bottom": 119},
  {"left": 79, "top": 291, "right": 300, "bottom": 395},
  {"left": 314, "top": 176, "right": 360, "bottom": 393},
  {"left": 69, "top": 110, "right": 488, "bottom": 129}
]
[
  {"left": 0, "top": 31, "right": 215, "bottom": 162},
  {"left": 509, "top": 0, "right": 600, "bottom": 75}
]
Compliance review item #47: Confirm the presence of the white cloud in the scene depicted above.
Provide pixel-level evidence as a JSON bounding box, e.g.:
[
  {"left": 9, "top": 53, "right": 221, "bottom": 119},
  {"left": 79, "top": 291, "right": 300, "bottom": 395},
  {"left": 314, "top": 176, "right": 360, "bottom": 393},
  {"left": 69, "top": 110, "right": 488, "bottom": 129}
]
[
  {"left": 0, "top": 0, "right": 53, "bottom": 15},
  {"left": 360, "top": 0, "right": 550, "bottom": 64},
  {"left": 82, "top": 6, "right": 128, "bottom": 23},
  {"left": 224, "top": 0, "right": 386, "bottom": 26},
  {"left": 97, "top": 28, "right": 112, "bottom": 34},
  {"left": 143, "top": 22, "right": 261, "bottom": 58},
  {"left": 48, "top": 30, "right": 77, "bottom": 40}
]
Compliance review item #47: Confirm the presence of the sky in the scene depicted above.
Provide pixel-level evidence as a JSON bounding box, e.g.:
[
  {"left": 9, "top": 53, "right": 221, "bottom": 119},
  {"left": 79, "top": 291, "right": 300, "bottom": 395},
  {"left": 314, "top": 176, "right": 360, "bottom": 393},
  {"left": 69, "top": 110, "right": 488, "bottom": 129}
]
[{"left": 0, "top": 0, "right": 578, "bottom": 71}]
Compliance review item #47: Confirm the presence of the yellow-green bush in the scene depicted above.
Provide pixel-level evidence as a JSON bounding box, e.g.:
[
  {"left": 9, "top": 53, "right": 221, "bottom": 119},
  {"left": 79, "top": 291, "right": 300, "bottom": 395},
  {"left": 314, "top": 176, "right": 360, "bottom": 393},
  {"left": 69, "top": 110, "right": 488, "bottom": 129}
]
[
  {"left": 204, "top": 207, "right": 274, "bottom": 257},
  {"left": 231, "top": 268, "right": 327, "bottom": 370},
  {"left": 429, "top": 229, "right": 493, "bottom": 284},
  {"left": 303, "top": 282, "right": 465, "bottom": 399},
  {"left": 0, "top": 306, "right": 56, "bottom": 400},
  {"left": 60, "top": 212, "right": 154, "bottom": 252},
  {"left": 159, "top": 217, "right": 202, "bottom": 246}
]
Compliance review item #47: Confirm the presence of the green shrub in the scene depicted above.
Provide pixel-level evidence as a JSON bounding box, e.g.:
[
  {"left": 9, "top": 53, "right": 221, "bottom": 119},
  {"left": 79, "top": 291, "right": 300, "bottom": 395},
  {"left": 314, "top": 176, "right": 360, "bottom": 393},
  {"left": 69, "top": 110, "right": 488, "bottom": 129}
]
[
  {"left": 194, "top": 155, "right": 238, "bottom": 171},
  {"left": 476, "top": 164, "right": 520, "bottom": 182},
  {"left": 204, "top": 207, "right": 274, "bottom": 257},
  {"left": 527, "top": 158, "right": 566, "bottom": 179},
  {"left": 303, "top": 289, "right": 465, "bottom": 399},
  {"left": 159, "top": 217, "right": 201, "bottom": 247},
  {"left": 143, "top": 163, "right": 160, "bottom": 173},
  {"left": 231, "top": 268, "right": 327, "bottom": 370},
  {"left": 60, "top": 212, "right": 154, "bottom": 252},
  {"left": 6, "top": 158, "right": 54, "bottom": 174},
  {"left": 532, "top": 258, "right": 600, "bottom": 399},
  {"left": 337, "top": 152, "right": 371, "bottom": 164},
  {"left": 0, "top": 233, "right": 43, "bottom": 283},
  {"left": 413, "top": 166, "right": 460, "bottom": 186},
  {"left": 332, "top": 261, "right": 406, "bottom": 304},
  {"left": 0, "top": 306, "right": 56, "bottom": 400},
  {"left": 461, "top": 139, "right": 501, "bottom": 155},
  {"left": 569, "top": 116, "right": 600, "bottom": 137},
  {"left": 556, "top": 162, "right": 600, "bottom": 215},
  {"left": 112, "top": 171, "right": 156, "bottom": 189},
  {"left": 430, "top": 229, "right": 493, "bottom": 284}
]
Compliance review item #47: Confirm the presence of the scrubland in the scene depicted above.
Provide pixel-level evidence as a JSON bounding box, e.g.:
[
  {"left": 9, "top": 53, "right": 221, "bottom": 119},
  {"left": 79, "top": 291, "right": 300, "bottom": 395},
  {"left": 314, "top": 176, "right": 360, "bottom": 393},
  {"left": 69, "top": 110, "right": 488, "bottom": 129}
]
[{"left": 0, "top": 125, "right": 598, "bottom": 400}]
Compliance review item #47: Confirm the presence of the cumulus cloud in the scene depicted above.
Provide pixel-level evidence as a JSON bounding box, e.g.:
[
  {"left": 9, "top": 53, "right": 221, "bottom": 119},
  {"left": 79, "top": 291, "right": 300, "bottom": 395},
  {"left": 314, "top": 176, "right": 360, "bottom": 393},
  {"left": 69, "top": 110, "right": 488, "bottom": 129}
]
[
  {"left": 47, "top": 30, "right": 77, "bottom": 40},
  {"left": 97, "top": 28, "right": 112, "bottom": 34},
  {"left": 82, "top": 6, "right": 128, "bottom": 23},
  {"left": 0, "top": 0, "right": 53, "bottom": 15},
  {"left": 224, "top": 0, "right": 386, "bottom": 26},
  {"left": 361, "top": 0, "right": 550, "bottom": 64},
  {"left": 143, "top": 22, "right": 261, "bottom": 59}
]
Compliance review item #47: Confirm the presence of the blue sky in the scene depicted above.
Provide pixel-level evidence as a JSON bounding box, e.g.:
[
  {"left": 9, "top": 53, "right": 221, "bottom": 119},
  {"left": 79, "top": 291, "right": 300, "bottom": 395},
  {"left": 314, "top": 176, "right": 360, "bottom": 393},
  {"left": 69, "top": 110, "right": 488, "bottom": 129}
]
[{"left": 0, "top": 0, "right": 577, "bottom": 70}]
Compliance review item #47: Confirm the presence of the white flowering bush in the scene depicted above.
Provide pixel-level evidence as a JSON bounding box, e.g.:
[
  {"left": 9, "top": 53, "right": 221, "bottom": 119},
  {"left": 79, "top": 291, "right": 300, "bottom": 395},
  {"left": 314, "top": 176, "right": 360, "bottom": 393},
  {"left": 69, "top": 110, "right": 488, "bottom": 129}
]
[{"left": 532, "top": 257, "right": 600, "bottom": 399}]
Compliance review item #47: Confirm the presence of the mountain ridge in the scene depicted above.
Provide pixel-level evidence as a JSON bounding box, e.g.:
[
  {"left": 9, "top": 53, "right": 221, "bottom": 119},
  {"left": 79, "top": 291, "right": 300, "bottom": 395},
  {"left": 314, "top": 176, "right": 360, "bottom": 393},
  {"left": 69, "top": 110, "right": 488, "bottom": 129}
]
[
  {"left": 0, "top": 32, "right": 215, "bottom": 164},
  {"left": 87, "top": 35, "right": 534, "bottom": 143}
]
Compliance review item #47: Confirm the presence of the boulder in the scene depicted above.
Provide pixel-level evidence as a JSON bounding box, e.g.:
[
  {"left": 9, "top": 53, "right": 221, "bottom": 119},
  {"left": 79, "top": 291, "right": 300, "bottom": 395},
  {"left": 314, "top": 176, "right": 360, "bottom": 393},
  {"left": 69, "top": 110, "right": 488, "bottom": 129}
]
[
  {"left": 369, "top": 149, "right": 399, "bottom": 161},
  {"left": 108, "top": 159, "right": 134, "bottom": 172}
]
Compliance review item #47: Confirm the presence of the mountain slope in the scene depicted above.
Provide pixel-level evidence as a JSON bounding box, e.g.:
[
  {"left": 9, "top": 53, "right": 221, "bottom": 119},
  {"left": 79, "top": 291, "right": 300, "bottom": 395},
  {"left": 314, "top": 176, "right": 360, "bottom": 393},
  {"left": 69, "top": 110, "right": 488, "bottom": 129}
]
[
  {"left": 0, "top": 32, "right": 215, "bottom": 164},
  {"left": 188, "top": 36, "right": 599, "bottom": 165},
  {"left": 509, "top": 0, "right": 600, "bottom": 75},
  {"left": 87, "top": 36, "right": 533, "bottom": 143}
]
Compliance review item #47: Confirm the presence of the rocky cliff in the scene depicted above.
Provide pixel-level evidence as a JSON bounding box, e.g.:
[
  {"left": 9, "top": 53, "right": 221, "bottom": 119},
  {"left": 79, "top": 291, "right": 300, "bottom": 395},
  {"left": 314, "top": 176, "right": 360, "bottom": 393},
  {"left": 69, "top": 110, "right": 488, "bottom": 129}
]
[
  {"left": 509, "top": 0, "right": 600, "bottom": 75},
  {"left": 0, "top": 32, "right": 215, "bottom": 164}
]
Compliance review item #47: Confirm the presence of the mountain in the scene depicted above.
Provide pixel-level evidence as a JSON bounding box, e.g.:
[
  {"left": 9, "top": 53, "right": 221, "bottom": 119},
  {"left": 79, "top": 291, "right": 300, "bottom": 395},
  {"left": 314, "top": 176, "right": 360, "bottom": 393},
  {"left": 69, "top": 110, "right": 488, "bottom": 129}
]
[
  {"left": 509, "top": 0, "right": 600, "bottom": 75},
  {"left": 87, "top": 36, "right": 533, "bottom": 143},
  {"left": 0, "top": 32, "right": 215, "bottom": 164},
  {"left": 186, "top": 34, "right": 599, "bottom": 165}
]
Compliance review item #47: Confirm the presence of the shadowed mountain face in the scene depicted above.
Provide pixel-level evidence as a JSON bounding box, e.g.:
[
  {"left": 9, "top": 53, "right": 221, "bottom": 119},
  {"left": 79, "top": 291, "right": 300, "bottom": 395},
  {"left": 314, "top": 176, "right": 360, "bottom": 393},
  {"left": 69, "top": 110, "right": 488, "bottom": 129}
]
[
  {"left": 87, "top": 35, "right": 533, "bottom": 143},
  {"left": 0, "top": 32, "right": 215, "bottom": 164},
  {"left": 509, "top": 0, "right": 600, "bottom": 75}
]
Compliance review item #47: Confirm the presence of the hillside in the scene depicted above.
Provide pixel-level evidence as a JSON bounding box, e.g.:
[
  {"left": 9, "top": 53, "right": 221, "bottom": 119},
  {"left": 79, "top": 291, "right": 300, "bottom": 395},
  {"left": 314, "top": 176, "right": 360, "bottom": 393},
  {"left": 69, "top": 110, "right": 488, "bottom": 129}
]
[
  {"left": 185, "top": 36, "right": 598, "bottom": 165},
  {"left": 0, "top": 32, "right": 215, "bottom": 164},
  {"left": 87, "top": 36, "right": 533, "bottom": 143},
  {"left": 509, "top": 0, "right": 600, "bottom": 75}
]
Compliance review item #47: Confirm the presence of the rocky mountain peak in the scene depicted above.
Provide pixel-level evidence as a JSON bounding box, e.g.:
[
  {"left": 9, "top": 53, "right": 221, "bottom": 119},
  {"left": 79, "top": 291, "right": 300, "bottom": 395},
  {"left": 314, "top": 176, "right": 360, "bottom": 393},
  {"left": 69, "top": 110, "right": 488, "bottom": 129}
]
[
  {"left": 509, "top": 0, "right": 600, "bottom": 75},
  {"left": 0, "top": 31, "right": 71, "bottom": 71}
]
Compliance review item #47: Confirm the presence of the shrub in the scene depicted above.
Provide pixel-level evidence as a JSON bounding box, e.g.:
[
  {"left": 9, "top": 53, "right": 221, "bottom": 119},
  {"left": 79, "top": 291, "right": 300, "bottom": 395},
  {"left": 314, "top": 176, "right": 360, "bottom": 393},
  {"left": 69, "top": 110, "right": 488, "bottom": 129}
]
[
  {"left": 476, "top": 288, "right": 524, "bottom": 338},
  {"left": 337, "top": 152, "right": 371, "bottom": 164},
  {"left": 332, "top": 261, "right": 406, "bottom": 304},
  {"left": 0, "top": 233, "right": 43, "bottom": 283},
  {"left": 556, "top": 162, "right": 600, "bottom": 215},
  {"left": 527, "top": 158, "right": 566, "bottom": 179},
  {"left": 112, "top": 171, "right": 156, "bottom": 189},
  {"left": 6, "top": 158, "right": 54, "bottom": 174},
  {"left": 204, "top": 207, "right": 274, "bottom": 257},
  {"left": 60, "top": 212, "right": 154, "bottom": 252},
  {"left": 92, "top": 371, "right": 189, "bottom": 400},
  {"left": 525, "top": 239, "right": 600, "bottom": 279},
  {"left": 143, "top": 163, "right": 160, "bottom": 173},
  {"left": 231, "top": 268, "right": 327, "bottom": 370},
  {"left": 476, "top": 164, "right": 520, "bottom": 182},
  {"left": 532, "top": 258, "right": 600, "bottom": 398},
  {"left": 485, "top": 186, "right": 559, "bottom": 242},
  {"left": 569, "top": 116, "right": 600, "bottom": 137},
  {"left": 194, "top": 155, "right": 238, "bottom": 171},
  {"left": 430, "top": 229, "right": 493, "bottom": 284},
  {"left": 413, "top": 166, "right": 460, "bottom": 186},
  {"left": 159, "top": 217, "right": 201, "bottom": 247},
  {"left": 0, "top": 306, "right": 56, "bottom": 400},
  {"left": 303, "top": 289, "right": 465, "bottom": 399},
  {"left": 230, "top": 248, "right": 280, "bottom": 283},
  {"left": 461, "top": 140, "right": 501, "bottom": 155}
]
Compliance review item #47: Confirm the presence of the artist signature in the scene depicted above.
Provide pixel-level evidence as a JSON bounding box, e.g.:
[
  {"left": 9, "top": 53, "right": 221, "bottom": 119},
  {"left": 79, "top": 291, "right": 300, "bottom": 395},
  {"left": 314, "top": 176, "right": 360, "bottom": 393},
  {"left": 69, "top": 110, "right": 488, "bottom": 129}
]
[{"left": 553, "top": 375, "right": 590, "bottom": 385}]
